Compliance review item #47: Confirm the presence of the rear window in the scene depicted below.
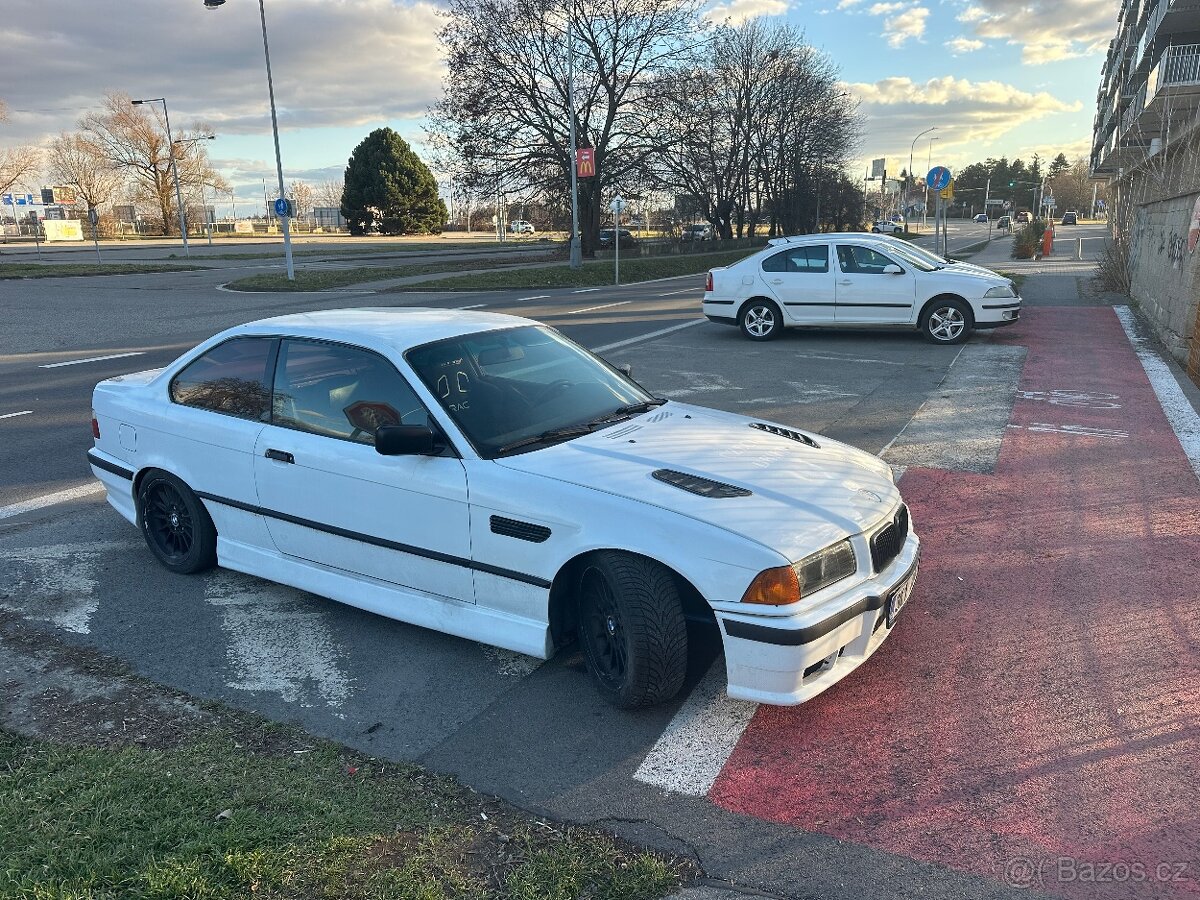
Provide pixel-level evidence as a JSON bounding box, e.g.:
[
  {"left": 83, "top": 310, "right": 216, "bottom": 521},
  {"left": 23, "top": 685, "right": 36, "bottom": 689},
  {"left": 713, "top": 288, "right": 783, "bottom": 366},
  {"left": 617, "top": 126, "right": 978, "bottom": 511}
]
[{"left": 169, "top": 337, "right": 275, "bottom": 421}]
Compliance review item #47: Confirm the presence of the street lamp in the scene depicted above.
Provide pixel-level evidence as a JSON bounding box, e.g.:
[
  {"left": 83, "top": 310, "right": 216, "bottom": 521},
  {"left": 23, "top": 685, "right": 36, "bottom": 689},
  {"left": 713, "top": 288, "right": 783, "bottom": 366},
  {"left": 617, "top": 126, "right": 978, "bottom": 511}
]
[
  {"left": 922, "top": 135, "right": 940, "bottom": 230},
  {"left": 202, "top": 0, "right": 295, "bottom": 280},
  {"left": 566, "top": 6, "right": 582, "bottom": 268},
  {"left": 174, "top": 134, "right": 216, "bottom": 246},
  {"left": 906, "top": 126, "right": 936, "bottom": 235},
  {"left": 131, "top": 98, "right": 189, "bottom": 256}
]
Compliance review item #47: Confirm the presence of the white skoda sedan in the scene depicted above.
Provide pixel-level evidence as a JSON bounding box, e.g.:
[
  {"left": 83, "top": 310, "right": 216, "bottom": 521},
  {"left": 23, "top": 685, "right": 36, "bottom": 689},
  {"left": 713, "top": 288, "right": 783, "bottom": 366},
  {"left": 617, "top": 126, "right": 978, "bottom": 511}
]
[
  {"left": 703, "top": 234, "right": 1021, "bottom": 343},
  {"left": 89, "top": 309, "right": 919, "bottom": 708}
]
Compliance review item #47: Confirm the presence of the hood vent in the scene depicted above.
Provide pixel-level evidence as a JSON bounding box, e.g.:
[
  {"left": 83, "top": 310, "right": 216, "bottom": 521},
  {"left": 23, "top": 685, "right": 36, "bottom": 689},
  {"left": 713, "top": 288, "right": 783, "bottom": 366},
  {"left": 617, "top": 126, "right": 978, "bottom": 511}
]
[
  {"left": 490, "top": 515, "right": 551, "bottom": 543},
  {"left": 651, "top": 469, "right": 752, "bottom": 499},
  {"left": 750, "top": 422, "right": 820, "bottom": 448},
  {"left": 605, "top": 423, "right": 643, "bottom": 439}
]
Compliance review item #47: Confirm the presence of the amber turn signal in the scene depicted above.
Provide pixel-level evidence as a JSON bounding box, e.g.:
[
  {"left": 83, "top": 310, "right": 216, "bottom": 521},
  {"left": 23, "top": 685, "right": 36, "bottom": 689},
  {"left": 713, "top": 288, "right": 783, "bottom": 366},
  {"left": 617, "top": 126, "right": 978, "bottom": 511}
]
[{"left": 741, "top": 565, "right": 800, "bottom": 605}]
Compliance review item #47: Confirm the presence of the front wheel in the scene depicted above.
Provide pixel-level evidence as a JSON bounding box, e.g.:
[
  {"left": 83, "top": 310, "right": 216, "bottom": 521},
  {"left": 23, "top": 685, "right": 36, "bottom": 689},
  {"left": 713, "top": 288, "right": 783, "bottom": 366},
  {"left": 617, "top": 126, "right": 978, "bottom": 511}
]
[
  {"left": 921, "top": 298, "right": 973, "bottom": 344},
  {"left": 138, "top": 471, "right": 217, "bottom": 574},
  {"left": 577, "top": 552, "right": 688, "bottom": 709},
  {"left": 739, "top": 299, "right": 783, "bottom": 341}
]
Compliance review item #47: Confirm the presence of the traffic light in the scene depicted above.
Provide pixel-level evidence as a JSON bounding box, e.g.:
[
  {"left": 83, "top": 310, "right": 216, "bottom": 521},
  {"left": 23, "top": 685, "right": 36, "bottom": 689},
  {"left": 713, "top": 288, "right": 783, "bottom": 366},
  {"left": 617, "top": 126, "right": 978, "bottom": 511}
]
[{"left": 1008, "top": 180, "right": 1016, "bottom": 187}]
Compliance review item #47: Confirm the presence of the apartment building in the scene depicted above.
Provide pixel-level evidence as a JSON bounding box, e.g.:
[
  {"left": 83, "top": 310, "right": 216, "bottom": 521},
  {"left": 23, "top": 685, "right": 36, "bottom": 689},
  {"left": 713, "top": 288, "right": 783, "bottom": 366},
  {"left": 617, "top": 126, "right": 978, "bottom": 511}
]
[{"left": 1091, "top": 0, "right": 1200, "bottom": 382}]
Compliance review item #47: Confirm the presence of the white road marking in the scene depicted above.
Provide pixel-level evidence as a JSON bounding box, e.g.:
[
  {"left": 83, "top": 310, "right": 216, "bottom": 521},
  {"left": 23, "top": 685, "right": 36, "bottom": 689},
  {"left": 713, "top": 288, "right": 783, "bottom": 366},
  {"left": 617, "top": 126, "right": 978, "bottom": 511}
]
[
  {"left": 516, "top": 294, "right": 550, "bottom": 302},
  {"left": 1007, "top": 422, "right": 1130, "bottom": 439},
  {"left": 657, "top": 370, "right": 740, "bottom": 398},
  {"left": 0, "top": 482, "right": 106, "bottom": 520},
  {"left": 1, "top": 541, "right": 137, "bottom": 634},
  {"left": 572, "top": 287, "right": 601, "bottom": 294},
  {"left": 455, "top": 303, "right": 489, "bottom": 309},
  {"left": 634, "top": 664, "right": 758, "bottom": 796},
  {"left": 592, "top": 319, "right": 705, "bottom": 354},
  {"left": 568, "top": 300, "right": 631, "bottom": 315},
  {"left": 1115, "top": 305, "right": 1200, "bottom": 482},
  {"left": 1017, "top": 389, "right": 1121, "bottom": 409},
  {"left": 38, "top": 351, "right": 145, "bottom": 369},
  {"left": 0, "top": 410, "right": 33, "bottom": 420},
  {"left": 792, "top": 351, "right": 904, "bottom": 367},
  {"left": 657, "top": 287, "right": 700, "bottom": 296},
  {"left": 205, "top": 570, "right": 353, "bottom": 708}
]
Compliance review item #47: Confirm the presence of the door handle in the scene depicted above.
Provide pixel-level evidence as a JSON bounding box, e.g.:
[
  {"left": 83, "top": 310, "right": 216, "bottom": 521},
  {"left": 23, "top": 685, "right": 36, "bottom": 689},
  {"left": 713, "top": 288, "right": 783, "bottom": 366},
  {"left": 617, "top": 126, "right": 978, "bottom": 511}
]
[
  {"left": 264, "top": 448, "right": 294, "bottom": 464},
  {"left": 838, "top": 279, "right": 853, "bottom": 285},
  {"left": 770, "top": 278, "right": 783, "bottom": 284}
]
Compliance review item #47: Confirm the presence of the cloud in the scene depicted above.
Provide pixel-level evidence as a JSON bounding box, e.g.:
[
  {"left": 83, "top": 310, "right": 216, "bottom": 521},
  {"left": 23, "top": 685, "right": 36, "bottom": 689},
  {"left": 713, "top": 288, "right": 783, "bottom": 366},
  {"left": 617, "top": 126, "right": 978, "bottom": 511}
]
[
  {"left": 845, "top": 75, "right": 1082, "bottom": 164},
  {"left": 838, "top": 0, "right": 864, "bottom": 7},
  {"left": 946, "top": 36, "right": 985, "bottom": 54},
  {"left": 883, "top": 6, "right": 929, "bottom": 47},
  {"left": 0, "top": 0, "right": 445, "bottom": 146},
  {"left": 955, "top": 0, "right": 1117, "bottom": 64},
  {"left": 868, "top": 1, "right": 906, "bottom": 12},
  {"left": 704, "top": 0, "right": 790, "bottom": 23}
]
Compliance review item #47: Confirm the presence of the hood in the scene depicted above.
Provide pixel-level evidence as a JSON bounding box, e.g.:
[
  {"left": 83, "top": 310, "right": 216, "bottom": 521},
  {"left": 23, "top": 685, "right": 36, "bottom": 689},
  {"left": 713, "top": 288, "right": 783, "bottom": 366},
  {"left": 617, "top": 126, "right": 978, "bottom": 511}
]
[
  {"left": 497, "top": 402, "right": 899, "bottom": 562},
  {"left": 942, "top": 260, "right": 1003, "bottom": 278}
]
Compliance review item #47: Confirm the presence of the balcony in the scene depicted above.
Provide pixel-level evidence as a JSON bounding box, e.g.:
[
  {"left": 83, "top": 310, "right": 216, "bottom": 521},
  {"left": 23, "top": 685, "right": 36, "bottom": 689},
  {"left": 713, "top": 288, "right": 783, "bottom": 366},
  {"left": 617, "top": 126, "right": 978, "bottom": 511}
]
[{"left": 1147, "top": 42, "right": 1200, "bottom": 102}]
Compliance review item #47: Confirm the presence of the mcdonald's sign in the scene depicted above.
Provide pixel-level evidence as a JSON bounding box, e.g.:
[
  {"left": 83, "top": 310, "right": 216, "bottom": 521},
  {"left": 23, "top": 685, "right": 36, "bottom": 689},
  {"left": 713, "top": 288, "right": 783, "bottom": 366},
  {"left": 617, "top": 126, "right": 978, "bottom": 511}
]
[{"left": 576, "top": 148, "right": 595, "bottom": 178}]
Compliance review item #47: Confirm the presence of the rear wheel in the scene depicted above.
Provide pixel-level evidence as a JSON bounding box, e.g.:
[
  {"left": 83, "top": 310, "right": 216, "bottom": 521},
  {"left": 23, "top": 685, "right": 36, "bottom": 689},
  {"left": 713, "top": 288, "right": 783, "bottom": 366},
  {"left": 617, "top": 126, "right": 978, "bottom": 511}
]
[
  {"left": 739, "top": 299, "right": 783, "bottom": 341},
  {"left": 921, "top": 297, "right": 973, "bottom": 344},
  {"left": 138, "top": 471, "right": 217, "bottom": 574},
  {"left": 577, "top": 552, "right": 688, "bottom": 709}
]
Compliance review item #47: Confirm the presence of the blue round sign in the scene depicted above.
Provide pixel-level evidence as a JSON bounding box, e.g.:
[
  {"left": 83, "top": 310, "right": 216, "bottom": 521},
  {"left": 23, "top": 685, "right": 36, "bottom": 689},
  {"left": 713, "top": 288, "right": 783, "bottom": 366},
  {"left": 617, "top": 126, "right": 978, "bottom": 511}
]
[
  {"left": 926, "top": 166, "right": 952, "bottom": 191},
  {"left": 274, "top": 197, "right": 290, "bottom": 217}
]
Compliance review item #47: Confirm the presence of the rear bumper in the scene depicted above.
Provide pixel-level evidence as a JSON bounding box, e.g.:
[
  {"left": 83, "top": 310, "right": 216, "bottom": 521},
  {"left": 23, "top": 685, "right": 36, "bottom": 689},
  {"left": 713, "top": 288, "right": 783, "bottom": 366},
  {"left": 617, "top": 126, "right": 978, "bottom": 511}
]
[
  {"left": 717, "top": 532, "right": 920, "bottom": 705},
  {"left": 705, "top": 313, "right": 738, "bottom": 326},
  {"left": 87, "top": 448, "right": 138, "bottom": 525}
]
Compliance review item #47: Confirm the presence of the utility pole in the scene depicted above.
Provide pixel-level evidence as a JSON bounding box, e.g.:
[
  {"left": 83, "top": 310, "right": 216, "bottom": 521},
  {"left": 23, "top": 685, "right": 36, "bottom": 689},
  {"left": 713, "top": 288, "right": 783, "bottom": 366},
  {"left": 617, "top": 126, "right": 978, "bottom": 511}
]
[
  {"left": 567, "top": 8, "right": 582, "bottom": 268},
  {"left": 984, "top": 175, "right": 991, "bottom": 239}
]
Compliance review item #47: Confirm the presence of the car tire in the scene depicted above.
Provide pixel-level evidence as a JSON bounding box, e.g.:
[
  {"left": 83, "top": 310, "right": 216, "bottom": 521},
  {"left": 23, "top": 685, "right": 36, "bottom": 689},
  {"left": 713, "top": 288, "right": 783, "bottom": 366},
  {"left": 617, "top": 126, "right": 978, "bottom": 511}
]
[
  {"left": 739, "top": 299, "right": 782, "bottom": 341},
  {"left": 577, "top": 551, "right": 688, "bottom": 709},
  {"left": 871, "top": 227, "right": 881, "bottom": 233},
  {"left": 138, "top": 470, "right": 217, "bottom": 574},
  {"left": 921, "top": 297, "right": 973, "bottom": 345}
]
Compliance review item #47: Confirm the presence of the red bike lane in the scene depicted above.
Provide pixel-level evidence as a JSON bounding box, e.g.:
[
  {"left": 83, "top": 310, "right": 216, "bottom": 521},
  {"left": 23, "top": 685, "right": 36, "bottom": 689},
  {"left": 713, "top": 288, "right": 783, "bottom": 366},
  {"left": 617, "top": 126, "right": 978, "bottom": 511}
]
[{"left": 709, "top": 307, "right": 1200, "bottom": 898}]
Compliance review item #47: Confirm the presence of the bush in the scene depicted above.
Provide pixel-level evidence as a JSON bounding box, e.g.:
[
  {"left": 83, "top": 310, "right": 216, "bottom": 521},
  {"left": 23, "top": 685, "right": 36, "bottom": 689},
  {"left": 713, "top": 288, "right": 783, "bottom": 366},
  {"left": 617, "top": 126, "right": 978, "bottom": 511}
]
[{"left": 1011, "top": 224, "right": 1038, "bottom": 259}]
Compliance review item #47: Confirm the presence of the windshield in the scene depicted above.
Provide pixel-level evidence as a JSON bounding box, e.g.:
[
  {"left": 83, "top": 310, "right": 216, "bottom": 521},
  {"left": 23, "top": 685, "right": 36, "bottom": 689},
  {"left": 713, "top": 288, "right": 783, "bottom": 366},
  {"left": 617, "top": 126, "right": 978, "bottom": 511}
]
[
  {"left": 877, "top": 242, "right": 941, "bottom": 272},
  {"left": 405, "top": 325, "right": 657, "bottom": 458}
]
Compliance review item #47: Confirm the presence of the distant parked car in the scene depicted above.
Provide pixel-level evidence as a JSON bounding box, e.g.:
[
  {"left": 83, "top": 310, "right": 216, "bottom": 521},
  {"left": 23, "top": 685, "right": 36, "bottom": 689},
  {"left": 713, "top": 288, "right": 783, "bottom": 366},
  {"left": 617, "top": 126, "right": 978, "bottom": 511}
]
[
  {"left": 871, "top": 220, "right": 903, "bottom": 235},
  {"left": 995, "top": 215, "right": 1012, "bottom": 231},
  {"left": 509, "top": 220, "right": 535, "bottom": 234},
  {"left": 599, "top": 228, "right": 637, "bottom": 249},
  {"left": 682, "top": 223, "right": 712, "bottom": 241},
  {"left": 973, "top": 213, "right": 989, "bottom": 224},
  {"left": 1060, "top": 211, "right": 1078, "bottom": 225},
  {"left": 1014, "top": 211, "right": 1030, "bottom": 224}
]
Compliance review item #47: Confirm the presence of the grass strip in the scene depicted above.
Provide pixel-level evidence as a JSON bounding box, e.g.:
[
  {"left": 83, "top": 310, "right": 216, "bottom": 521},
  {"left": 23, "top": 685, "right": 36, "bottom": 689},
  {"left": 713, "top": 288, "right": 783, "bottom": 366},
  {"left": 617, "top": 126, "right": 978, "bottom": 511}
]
[
  {"left": 170, "top": 241, "right": 553, "bottom": 261},
  {"left": 0, "top": 727, "right": 685, "bottom": 899},
  {"left": 0, "top": 263, "right": 204, "bottom": 279},
  {"left": 224, "top": 254, "right": 557, "bottom": 292},
  {"left": 389, "top": 248, "right": 759, "bottom": 292}
]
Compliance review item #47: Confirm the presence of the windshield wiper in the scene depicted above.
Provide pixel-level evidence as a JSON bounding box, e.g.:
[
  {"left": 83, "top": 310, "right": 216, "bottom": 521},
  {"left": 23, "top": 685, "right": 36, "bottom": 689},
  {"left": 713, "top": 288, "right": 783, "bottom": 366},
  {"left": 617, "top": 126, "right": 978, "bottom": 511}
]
[
  {"left": 589, "top": 398, "right": 667, "bottom": 424},
  {"left": 496, "top": 424, "right": 596, "bottom": 455}
]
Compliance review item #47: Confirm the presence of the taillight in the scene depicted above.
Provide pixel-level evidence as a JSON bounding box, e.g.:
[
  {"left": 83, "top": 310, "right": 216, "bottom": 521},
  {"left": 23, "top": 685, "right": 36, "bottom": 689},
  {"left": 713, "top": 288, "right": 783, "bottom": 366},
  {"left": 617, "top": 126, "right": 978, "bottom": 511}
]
[
  {"left": 91, "top": 412, "right": 100, "bottom": 439},
  {"left": 705, "top": 271, "right": 713, "bottom": 292}
]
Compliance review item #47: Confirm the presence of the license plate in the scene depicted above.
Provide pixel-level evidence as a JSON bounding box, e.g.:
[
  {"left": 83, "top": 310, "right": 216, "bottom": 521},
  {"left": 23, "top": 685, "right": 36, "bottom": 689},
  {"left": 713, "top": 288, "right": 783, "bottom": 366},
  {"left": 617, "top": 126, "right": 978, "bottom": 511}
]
[{"left": 885, "top": 566, "right": 918, "bottom": 628}]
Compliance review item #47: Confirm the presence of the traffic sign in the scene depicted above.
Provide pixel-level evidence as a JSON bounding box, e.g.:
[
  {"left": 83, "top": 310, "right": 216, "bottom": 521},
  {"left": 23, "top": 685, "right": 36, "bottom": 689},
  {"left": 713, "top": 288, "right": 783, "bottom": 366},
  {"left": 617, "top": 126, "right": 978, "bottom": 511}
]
[
  {"left": 609, "top": 195, "right": 625, "bottom": 214},
  {"left": 939, "top": 180, "right": 955, "bottom": 201},
  {"left": 88, "top": 208, "right": 100, "bottom": 226},
  {"left": 926, "top": 166, "right": 952, "bottom": 190},
  {"left": 274, "top": 197, "right": 291, "bottom": 217}
]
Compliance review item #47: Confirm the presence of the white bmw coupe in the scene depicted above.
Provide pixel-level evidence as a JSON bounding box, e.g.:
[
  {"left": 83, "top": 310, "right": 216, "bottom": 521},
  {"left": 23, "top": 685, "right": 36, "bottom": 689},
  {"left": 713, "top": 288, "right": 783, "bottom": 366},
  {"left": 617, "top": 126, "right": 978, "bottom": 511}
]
[{"left": 89, "top": 309, "right": 919, "bottom": 708}]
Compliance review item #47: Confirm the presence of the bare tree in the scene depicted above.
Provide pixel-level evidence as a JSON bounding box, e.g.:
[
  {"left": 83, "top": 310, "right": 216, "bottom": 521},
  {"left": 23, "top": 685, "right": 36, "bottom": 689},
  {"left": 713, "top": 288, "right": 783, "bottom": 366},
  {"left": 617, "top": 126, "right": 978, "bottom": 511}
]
[
  {"left": 0, "top": 99, "right": 41, "bottom": 198},
  {"left": 433, "top": 0, "right": 704, "bottom": 255},
  {"left": 289, "top": 179, "right": 314, "bottom": 221},
  {"left": 76, "top": 93, "right": 223, "bottom": 235},
  {"left": 314, "top": 178, "right": 344, "bottom": 210},
  {"left": 45, "top": 132, "right": 125, "bottom": 213}
]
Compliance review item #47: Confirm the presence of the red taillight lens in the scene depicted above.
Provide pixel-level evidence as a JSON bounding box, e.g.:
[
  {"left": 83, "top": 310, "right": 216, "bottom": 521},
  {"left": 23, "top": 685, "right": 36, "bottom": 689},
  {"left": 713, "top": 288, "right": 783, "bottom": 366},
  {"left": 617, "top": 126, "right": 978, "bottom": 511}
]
[
  {"left": 91, "top": 413, "right": 100, "bottom": 439},
  {"left": 705, "top": 271, "right": 713, "bottom": 292}
]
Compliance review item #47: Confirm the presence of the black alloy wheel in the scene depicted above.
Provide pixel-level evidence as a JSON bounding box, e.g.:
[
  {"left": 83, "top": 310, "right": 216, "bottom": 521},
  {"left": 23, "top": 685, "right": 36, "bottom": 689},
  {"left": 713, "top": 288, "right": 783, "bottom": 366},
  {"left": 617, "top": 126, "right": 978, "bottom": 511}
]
[{"left": 138, "top": 471, "right": 217, "bottom": 574}]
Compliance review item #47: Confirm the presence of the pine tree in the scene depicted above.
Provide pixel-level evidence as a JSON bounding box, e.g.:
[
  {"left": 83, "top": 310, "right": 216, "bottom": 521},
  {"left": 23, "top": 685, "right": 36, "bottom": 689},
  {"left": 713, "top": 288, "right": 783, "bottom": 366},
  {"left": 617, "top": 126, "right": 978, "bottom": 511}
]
[{"left": 340, "top": 128, "right": 447, "bottom": 235}]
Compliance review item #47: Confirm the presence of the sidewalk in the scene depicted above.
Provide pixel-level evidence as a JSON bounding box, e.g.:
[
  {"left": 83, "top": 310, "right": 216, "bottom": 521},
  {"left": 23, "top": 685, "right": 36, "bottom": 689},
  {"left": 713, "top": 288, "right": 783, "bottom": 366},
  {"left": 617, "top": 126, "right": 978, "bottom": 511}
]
[{"left": 963, "top": 232, "right": 1128, "bottom": 306}]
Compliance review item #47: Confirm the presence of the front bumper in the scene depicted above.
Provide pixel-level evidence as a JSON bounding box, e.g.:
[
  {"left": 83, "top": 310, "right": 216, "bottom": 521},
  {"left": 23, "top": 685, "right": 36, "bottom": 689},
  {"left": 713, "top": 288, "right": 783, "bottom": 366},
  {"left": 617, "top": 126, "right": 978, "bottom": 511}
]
[
  {"left": 717, "top": 532, "right": 920, "bottom": 705},
  {"left": 976, "top": 297, "right": 1022, "bottom": 327}
]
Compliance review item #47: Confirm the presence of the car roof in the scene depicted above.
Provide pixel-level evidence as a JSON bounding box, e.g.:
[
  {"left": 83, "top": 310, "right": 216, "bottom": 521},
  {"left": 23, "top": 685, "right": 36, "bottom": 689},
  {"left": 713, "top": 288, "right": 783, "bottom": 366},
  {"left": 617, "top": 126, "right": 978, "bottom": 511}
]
[{"left": 235, "top": 307, "right": 531, "bottom": 352}]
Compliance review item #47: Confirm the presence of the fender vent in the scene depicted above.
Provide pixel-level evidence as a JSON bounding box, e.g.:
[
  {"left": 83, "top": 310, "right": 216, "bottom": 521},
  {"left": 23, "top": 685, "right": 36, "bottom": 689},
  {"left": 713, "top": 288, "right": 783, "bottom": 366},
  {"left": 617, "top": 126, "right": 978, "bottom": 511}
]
[
  {"left": 490, "top": 515, "right": 551, "bottom": 543},
  {"left": 750, "top": 422, "right": 820, "bottom": 448},
  {"left": 651, "top": 469, "right": 751, "bottom": 498}
]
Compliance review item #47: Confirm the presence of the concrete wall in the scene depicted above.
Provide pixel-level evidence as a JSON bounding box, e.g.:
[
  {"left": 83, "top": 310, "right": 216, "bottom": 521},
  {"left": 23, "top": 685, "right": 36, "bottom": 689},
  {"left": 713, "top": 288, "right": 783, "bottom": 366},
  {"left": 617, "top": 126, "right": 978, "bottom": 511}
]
[{"left": 1128, "top": 193, "right": 1200, "bottom": 376}]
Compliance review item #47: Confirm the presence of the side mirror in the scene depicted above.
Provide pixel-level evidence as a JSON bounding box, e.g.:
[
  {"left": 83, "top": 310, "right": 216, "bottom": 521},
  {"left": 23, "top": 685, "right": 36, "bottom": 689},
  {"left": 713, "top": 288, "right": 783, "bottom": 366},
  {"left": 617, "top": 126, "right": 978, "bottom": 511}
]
[
  {"left": 882, "top": 263, "right": 904, "bottom": 275},
  {"left": 375, "top": 424, "right": 437, "bottom": 456}
]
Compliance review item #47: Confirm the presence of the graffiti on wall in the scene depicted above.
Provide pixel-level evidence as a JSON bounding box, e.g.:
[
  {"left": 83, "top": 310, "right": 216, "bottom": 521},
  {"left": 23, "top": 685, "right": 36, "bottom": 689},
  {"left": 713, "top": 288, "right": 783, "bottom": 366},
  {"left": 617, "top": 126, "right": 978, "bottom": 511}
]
[{"left": 1189, "top": 195, "right": 1200, "bottom": 254}]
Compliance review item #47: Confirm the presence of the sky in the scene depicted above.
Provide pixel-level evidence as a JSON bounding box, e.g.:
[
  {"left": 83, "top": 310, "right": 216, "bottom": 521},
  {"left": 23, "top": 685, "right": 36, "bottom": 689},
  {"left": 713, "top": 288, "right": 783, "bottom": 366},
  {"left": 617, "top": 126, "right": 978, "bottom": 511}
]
[{"left": 0, "top": 0, "right": 1116, "bottom": 216}]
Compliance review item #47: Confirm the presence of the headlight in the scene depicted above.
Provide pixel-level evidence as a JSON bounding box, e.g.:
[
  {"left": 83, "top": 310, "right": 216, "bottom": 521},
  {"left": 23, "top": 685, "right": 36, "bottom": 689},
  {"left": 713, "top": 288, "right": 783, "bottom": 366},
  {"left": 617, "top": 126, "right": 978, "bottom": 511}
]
[
  {"left": 984, "top": 284, "right": 1016, "bottom": 298},
  {"left": 741, "top": 539, "right": 856, "bottom": 605}
]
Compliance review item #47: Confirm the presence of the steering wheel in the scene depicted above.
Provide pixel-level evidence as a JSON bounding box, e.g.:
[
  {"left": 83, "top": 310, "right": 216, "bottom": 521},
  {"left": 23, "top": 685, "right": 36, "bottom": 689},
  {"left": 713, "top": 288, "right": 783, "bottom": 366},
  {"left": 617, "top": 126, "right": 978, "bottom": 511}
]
[{"left": 531, "top": 379, "right": 573, "bottom": 404}]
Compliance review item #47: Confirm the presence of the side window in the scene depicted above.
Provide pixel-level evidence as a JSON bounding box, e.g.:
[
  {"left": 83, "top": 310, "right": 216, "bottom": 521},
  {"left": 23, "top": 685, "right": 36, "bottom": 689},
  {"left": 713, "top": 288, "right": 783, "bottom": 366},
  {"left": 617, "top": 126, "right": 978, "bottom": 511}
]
[
  {"left": 788, "top": 246, "right": 829, "bottom": 273},
  {"left": 761, "top": 250, "right": 789, "bottom": 273},
  {"left": 170, "top": 337, "right": 275, "bottom": 422},
  {"left": 272, "top": 340, "right": 430, "bottom": 444},
  {"left": 838, "top": 245, "right": 898, "bottom": 275}
]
